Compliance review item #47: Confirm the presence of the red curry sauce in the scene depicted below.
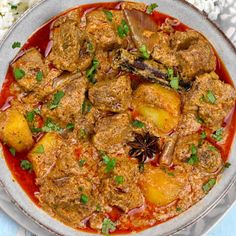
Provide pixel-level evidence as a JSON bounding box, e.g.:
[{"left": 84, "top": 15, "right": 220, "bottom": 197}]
[{"left": 0, "top": 1, "right": 235, "bottom": 233}]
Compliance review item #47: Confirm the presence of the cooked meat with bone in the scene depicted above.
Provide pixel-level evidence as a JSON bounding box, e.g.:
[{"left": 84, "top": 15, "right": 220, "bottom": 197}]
[{"left": 0, "top": 2, "right": 235, "bottom": 235}]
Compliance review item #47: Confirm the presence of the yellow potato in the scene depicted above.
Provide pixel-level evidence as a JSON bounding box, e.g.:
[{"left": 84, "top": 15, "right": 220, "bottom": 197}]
[
  {"left": 141, "top": 167, "right": 183, "bottom": 206},
  {"left": 133, "top": 83, "right": 181, "bottom": 117},
  {"left": 0, "top": 109, "right": 33, "bottom": 152},
  {"left": 28, "top": 133, "right": 60, "bottom": 178},
  {"left": 137, "top": 105, "right": 178, "bottom": 133}
]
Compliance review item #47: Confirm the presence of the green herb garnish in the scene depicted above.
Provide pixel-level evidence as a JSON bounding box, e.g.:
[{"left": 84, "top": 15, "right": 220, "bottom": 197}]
[
  {"left": 9, "top": 3, "right": 17, "bottom": 10},
  {"left": 86, "top": 59, "right": 99, "bottom": 84},
  {"left": 117, "top": 19, "right": 130, "bottom": 38},
  {"left": 206, "top": 90, "right": 217, "bottom": 104},
  {"left": 212, "top": 128, "right": 223, "bottom": 142},
  {"left": 12, "top": 41, "right": 21, "bottom": 49},
  {"left": 26, "top": 111, "right": 35, "bottom": 122},
  {"left": 224, "top": 162, "right": 231, "bottom": 168},
  {"left": 96, "top": 204, "right": 101, "bottom": 212},
  {"left": 79, "top": 128, "right": 87, "bottom": 139},
  {"left": 139, "top": 45, "right": 150, "bottom": 59},
  {"left": 66, "top": 123, "right": 74, "bottom": 131},
  {"left": 34, "top": 144, "right": 45, "bottom": 154},
  {"left": 202, "top": 178, "right": 216, "bottom": 193},
  {"left": 200, "top": 131, "right": 207, "bottom": 139},
  {"left": 79, "top": 159, "right": 86, "bottom": 167},
  {"left": 13, "top": 68, "right": 25, "bottom": 80},
  {"left": 176, "top": 207, "right": 182, "bottom": 212},
  {"left": 196, "top": 115, "right": 204, "bottom": 124},
  {"left": 9, "top": 147, "right": 16, "bottom": 156},
  {"left": 82, "top": 100, "right": 92, "bottom": 115},
  {"left": 115, "top": 176, "right": 124, "bottom": 185},
  {"left": 102, "top": 218, "right": 116, "bottom": 236},
  {"left": 36, "top": 71, "right": 43, "bottom": 82},
  {"left": 80, "top": 194, "right": 89, "bottom": 204},
  {"left": 139, "top": 163, "right": 144, "bottom": 173},
  {"left": 103, "top": 10, "right": 113, "bottom": 22},
  {"left": 41, "top": 118, "right": 62, "bottom": 133},
  {"left": 87, "top": 42, "right": 94, "bottom": 53},
  {"left": 132, "top": 120, "right": 145, "bottom": 128},
  {"left": 208, "top": 145, "right": 218, "bottom": 152},
  {"left": 48, "top": 91, "right": 65, "bottom": 110},
  {"left": 146, "top": 3, "right": 158, "bottom": 14},
  {"left": 100, "top": 151, "right": 116, "bottom": 173},
  {"left": 167, "top": 68, "right": 179, "bottom": 90},
  {"left": 20, "top": 160, "right": 33, "bottom": 171},
  {"left": 187, "top": 144, "right": 199, "bottom": 165}
]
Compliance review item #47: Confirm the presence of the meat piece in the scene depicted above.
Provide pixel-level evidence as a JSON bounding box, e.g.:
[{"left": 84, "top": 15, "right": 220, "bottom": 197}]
[
  {"left": 93, "top": 113, "right": 132, "bottom": 154},
  {"left": 86, "top": 10, "right": 123, "bottom": 50},
  {"left": 184, "top": 72, "right": 236, "bottom": 130},
  {"left": 38, "top": 141, "right": 101, "bottom": 228},
  {"left": 152, "top": 32, "right": 178, "bottom": 67},
  {"left": 49, "top": 9, "right": 81, "bottom": 72},
  {"left": 172, "top": 31, "right": 216, "bottom": 81},
  {"left": 99, "top": 158, "right": 143, "bottom": 212},
  {"left": 12, "top": 48, "right": 61, "bottom": 93},
  {"left": 41, "top": 76, "right": 87, "bottom": 126},
  {"left": 173, "top": 134, "right": 223, "bottom": 175},
  {"left": 89, "top": 75, "right": 132, "bottom": 113}
]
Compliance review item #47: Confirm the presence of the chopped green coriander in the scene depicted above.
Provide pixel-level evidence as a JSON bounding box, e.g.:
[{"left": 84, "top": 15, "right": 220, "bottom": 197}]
[
  {"left": 206, "top": 90, "right": 217, "bottom": 104},
  {"left": 115, "top": 175, "right": 124, "bottom": 185},
  {"left": 36, "top": 71, "right": 43, "bottom": 82},
  {"left": 86, "top": 59, "right": 99, "bottom": 84},
  {"left": 200, "top": 131, "right": 207, "bottom": 139},
  {"left": 208, "top": 145, "right": 218, "bottom": 152},
  {"left": 202, "top": 178, "right": 216, "bottom": 193},
  {"left": 117, "top": 19, "right": 130, "bottom": 38},
  {"left": 103, "top": 10, "right": 113, "bottom": 22},
  {"left": 132, "top": 120, "right": 145, "bottom": 128},
  {"left": 79, "top": 128, "right": 87, "bottom": 139},
  {"left": 79, "top": 159, "right": 86, "bottom": 167},
  {"left": 34, "top": 108, "right": 41, "bottom": 115},
  {"left": 20, "top": 160, "right": 33, "bottom": 171},
  {"left": 12, "top": 41, "right": 21, "bottom": 49},
  {"left": 139, "top": 45, "right": 150, "bottom": 59},
  {"left": 176, "top": 207, "right": 182, "bottom": 212},
  {"left": 9, "top": 3, "right": 17, "bottom": 10},
  {"left": 48, "top": 91, "right": 65, "bottom": 110},
  {"left": 66, "top": 123, "right": 74, "bottom": 131},
  {"left": 167, "top": 68, "right": 179, "bottom": 90},
  {"left": 161, "top": 167, "right": 175, "bottom": 176},
  {"left": 87, "top": 42, "right": 94, "bottom": 53},
  {"left": 146, "top": 3, "right": 158, "bottom": 14},
  {"left": 188, "top": 144, "right": 198, "bottom": 165},
  {"left": 224, "top": 162, "right": 231, "bottom": 168},
  {"left": 139, "top": 163, "right": 145, "bottom": 173},
  {"left": 212, "top": 128, "right": 223, "bottom": 142},
  {"left": 102, "top": 218, "right": 116, "bottom": 236},
  {"left": 80, "top": 194, "right": 89, "bottom": 204},
  {"left": 196, "top": 115, "right": 204, "bottom": 124},
  {"left": 78, "top": 186, "right": 84, "bottom": 191},
  {"left": 170, "top": 77, "right": 179, "bottom": 90},
  {"left": 96, "top": 204, "right": 101, "bottom": 212},
  {"left": 26, "top": 111, "right": 35, "bottom": 122},
  {"left": 100, "top": 151, "right": 116, "bottom": 173},
  {"left": 13, "top": 68, "right": 25, "bottom": 80},
  {"left": 31, "top": 127, "right": 42, "bottom": 133},
  {"left": 34, "top": 144, "right": 45, "bottom": 154},
  {"left": 41, "top": 118, "right": 62, "bottom": 133},
  {"left": 82, "top": 100, "right": 92, "bottom": 115},
  {"left": 9, "top": 147, "right": 16, "bottom": 156}
]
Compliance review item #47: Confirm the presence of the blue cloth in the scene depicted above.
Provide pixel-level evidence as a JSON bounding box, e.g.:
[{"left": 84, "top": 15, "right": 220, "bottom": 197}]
[{"left": 0, "top": 204, "right": 236, "bottom": 235}]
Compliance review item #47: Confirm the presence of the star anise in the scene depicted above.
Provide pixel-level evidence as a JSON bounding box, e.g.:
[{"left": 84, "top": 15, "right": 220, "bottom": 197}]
[{"left": 128, "top": 132, "right": 159, "bottom": 163}]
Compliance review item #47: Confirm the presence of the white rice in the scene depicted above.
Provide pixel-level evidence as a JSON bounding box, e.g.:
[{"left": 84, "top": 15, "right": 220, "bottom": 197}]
[{"left": 0, "top": 0, "right": 226, "bottom": 41}]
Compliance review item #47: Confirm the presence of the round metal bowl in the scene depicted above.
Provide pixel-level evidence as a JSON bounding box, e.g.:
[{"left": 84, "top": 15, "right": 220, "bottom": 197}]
[{"left": 0, "top": 0, "right": 235, "bottom": 235}]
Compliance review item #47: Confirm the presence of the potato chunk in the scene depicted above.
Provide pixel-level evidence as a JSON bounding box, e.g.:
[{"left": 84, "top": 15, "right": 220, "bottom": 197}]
[
  {"left": 28, "top": 133, "right": 62, "bottom": 179},
  {"left": 0, "top": 109, "right": 33, "bottom": 152},
  {"left": 141, "top": 166, "right": 183, "bottom": 206},
  {"left": 136, "top": 106, "right": 178, "bottom": 134}
]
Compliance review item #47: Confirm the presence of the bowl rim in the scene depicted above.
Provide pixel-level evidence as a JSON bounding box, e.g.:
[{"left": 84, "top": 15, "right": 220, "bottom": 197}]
[{"left": 0, "top": 0, "right": 236, "bottom": 236}]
